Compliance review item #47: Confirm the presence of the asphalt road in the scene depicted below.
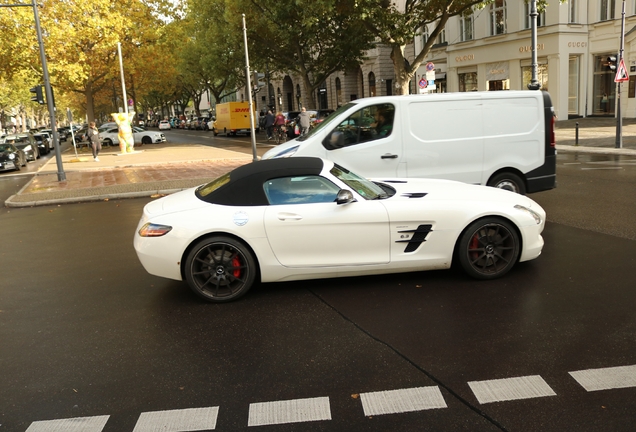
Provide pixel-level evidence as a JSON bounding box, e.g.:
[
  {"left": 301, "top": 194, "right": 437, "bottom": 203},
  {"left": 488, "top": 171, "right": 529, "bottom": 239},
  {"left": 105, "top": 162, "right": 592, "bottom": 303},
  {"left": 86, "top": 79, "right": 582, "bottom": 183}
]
[{"left": 1, "top": 131, "right": 635, "bottom": 431}]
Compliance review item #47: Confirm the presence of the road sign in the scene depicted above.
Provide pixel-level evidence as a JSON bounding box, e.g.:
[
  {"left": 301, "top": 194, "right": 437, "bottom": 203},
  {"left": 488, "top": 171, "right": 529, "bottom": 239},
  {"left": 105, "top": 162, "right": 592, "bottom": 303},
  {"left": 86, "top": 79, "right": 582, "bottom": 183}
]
[
  {"left": 426, "top": 62, "right": 435, "bottom": 72},
  {"left": 615, "top": 58, "right": 629, "bottom": 82},
  {"left": 418, "top": 78, "right": 426, "bottom": 89}
]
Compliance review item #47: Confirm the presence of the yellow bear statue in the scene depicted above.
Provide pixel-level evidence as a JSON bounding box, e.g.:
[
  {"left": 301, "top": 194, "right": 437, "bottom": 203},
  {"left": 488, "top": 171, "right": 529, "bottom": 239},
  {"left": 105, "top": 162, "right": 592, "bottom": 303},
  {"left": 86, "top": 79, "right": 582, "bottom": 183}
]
[{"left": 112, "top": 111, "right": 136, "bottom": 153}]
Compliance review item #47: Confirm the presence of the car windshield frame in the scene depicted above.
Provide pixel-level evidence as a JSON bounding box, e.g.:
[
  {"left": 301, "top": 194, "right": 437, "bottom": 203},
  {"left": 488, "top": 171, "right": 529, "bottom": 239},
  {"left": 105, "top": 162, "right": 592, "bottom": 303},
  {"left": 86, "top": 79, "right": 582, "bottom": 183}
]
[
  {"left": 330, "top": 163, "right": 387, "bottom": 200},
  {"left": 296, "top": 103, "right": 356, "bottom": 142}
]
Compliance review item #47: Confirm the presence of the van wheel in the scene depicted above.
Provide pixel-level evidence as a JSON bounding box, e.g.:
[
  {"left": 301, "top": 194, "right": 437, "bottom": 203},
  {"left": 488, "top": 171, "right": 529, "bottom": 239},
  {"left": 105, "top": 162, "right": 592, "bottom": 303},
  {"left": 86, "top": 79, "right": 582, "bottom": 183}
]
[{"left": 488, "top": 172, "right": 526, "bottom": 195}]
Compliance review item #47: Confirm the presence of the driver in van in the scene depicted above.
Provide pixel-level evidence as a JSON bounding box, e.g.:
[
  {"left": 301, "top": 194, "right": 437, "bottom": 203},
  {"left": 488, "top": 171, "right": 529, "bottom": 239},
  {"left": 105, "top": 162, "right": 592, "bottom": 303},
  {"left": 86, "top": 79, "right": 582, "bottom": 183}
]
[{"left": 372, "top": 107, "right": 393, "bottom": 137}]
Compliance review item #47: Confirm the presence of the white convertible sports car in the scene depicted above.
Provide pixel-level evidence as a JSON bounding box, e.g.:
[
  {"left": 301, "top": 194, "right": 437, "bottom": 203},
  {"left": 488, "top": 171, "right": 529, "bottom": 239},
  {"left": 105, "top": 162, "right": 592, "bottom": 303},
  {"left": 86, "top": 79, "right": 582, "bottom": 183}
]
[
  {"left": 100, "top": 126, "right": 166, "bottom": 146},
  {"left": 134, "top": 157, "right": 546, "bottom": 302}
]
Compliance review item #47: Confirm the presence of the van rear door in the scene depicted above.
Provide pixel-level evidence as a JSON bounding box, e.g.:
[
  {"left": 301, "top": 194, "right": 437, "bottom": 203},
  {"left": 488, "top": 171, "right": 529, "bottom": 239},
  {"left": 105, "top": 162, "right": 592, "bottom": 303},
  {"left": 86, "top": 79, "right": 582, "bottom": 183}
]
[{"left": 404, "top": 97, "right": 484, "bottom": 184}]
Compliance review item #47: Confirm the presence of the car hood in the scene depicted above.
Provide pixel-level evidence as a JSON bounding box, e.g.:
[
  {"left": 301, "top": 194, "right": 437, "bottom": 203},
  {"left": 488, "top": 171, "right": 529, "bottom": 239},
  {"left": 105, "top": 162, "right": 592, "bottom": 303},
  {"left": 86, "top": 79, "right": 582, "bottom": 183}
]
[
  {"left": 144, "top": 187, "right": 209, "bottom": 216},
  {"left": 375, "top": 177, "right": 540, "bottom": 208}
]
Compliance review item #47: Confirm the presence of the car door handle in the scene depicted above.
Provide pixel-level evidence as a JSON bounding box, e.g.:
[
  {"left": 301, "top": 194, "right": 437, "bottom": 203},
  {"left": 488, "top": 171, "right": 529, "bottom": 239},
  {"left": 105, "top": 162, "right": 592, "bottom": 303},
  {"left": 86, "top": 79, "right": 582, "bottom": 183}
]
[
  {"left": 381, "top": 153, "right": 398, "bottom": 159},
  {"left": 277, "top": 212, "right": 303, "bottom": 221}
]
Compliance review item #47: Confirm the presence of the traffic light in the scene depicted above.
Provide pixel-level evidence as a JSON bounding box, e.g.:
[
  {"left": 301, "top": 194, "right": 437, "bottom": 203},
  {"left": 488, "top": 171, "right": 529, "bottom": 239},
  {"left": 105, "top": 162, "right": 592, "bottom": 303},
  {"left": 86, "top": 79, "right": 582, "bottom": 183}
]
[
  {"left": 30, "top": 85, "right": 44, "bottom": 104},
  {"left": 607, "top": 55, "right": 617, "bottom": 72}
]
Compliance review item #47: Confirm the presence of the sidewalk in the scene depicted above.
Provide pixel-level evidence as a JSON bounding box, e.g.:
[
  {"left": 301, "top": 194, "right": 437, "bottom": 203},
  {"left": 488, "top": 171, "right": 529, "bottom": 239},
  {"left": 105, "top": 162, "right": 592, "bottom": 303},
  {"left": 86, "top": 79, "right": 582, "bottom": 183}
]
[{"left": 5, "top": 118, "right": 636, "bottom": 208}]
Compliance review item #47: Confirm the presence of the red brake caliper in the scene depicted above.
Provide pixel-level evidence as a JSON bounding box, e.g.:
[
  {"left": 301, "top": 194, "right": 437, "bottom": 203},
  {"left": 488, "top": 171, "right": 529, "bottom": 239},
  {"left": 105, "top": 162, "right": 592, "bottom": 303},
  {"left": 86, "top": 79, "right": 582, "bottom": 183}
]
[{"left": 232, "top": 256, "right": 241, "bottom": 278}]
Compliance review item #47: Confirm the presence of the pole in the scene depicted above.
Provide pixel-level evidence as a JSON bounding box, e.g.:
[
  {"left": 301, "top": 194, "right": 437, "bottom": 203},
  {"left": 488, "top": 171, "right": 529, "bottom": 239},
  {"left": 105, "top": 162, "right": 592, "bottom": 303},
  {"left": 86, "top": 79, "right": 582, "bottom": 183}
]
[
  {"left": 117, "top": 43, "right": 128, "bottom": 115},
  {"left": 527, "top": 0, "right": 541, "bottom": 90},
  {"left": 615, "top": 0, "right": 625, "bottom": 149},
  {"left": 32, "top": 0, "right": 66, "bottom": 180},
  {"left": 242, "top": 14, "right": 258, "bottom": 162}
]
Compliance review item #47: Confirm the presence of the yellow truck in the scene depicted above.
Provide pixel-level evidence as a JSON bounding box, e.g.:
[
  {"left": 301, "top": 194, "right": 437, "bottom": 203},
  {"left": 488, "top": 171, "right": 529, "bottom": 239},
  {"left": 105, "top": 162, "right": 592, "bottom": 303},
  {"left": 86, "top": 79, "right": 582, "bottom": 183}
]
[{"left": 212, "top": 102, "right": 257, "bottom": 136}]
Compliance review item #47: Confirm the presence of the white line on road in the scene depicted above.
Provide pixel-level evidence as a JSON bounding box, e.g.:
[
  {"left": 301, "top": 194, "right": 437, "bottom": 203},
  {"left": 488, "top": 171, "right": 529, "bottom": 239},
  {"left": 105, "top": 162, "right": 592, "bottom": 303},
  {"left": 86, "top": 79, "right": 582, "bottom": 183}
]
[
  {"left": 25, "top": 415, "right": 110, "bottom": 432},
  {"left": 359, "top": 386, "right": 447, "bottom": 416},
  {"left": 468, "top": 375, "right": 556, "bottom": 404},
  {"left": 247, "top": 396, "right": 331, "bottom": 427},
  {"left": 569, "top": 364, "right": 636, "bottom": 392},
  {"left": 132, "top": 407, "right": 219, "bottom": 432},
  {"left": 581, "top": 167, "right": 624, "bottom": 170}
]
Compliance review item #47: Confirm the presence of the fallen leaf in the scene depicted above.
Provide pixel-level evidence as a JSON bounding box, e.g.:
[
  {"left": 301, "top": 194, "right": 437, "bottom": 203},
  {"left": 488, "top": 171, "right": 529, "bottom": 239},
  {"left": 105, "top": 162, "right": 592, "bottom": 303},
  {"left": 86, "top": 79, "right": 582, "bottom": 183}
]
[{"left": 351, "top": 394, "right": 359, "bottom": 399}]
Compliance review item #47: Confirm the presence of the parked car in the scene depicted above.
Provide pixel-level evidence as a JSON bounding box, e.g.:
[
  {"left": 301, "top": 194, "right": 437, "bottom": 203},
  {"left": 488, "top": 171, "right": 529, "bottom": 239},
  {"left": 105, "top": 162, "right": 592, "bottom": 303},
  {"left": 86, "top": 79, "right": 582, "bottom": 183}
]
[
  {"left": 37, "top": 131, "right": 54, "bottom": 150},
  {"left": 134, "top": 157, "right": 546, "bottom": 302},
  {"left": 73, "top": 127, "right": 90, "bottom": 147},
  {"left": 0, "top": 143, "right": 27, "bottom": 172},
  {"left": 3, "top": 133, "right": 39, "bottom": 161},
  {"left": 32, "top": 133, "right": 51, "bottom": 155},
  {"left": 100, "top": 126, "right": 166, "bottom": 146},
  {"left": 158, "top": 120, "right": 171, "bottom": 130}
]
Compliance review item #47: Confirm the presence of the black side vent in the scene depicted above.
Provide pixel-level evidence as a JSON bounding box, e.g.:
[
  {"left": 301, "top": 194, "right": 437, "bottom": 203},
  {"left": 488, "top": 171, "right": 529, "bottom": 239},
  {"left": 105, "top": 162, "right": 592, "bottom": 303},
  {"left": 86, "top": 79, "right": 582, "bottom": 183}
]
[
  {"left": 396, "top": 224, "right": 433, "bottom": 253},
  {"left": 401, "top": 193, "right": 428, "bottom": 198}
]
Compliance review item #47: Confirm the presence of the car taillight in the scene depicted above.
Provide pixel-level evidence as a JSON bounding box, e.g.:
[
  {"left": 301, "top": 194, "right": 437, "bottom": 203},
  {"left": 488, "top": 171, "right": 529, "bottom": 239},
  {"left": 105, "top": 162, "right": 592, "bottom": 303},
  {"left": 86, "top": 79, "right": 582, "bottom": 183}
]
[{"left": 550, "top": 115, "right": 555, "bottom": 148}]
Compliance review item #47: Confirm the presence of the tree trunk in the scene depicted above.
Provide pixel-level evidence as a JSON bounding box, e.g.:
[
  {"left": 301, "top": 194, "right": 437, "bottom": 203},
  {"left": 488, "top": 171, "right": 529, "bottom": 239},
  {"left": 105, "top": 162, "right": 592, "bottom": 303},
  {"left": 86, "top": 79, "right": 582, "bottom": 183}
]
[
  {"left": 85, "top": 82, "right": 96, "bottom": 123},
  {"left": 391, "top": 45, "right": 413, "bottom": 96}
]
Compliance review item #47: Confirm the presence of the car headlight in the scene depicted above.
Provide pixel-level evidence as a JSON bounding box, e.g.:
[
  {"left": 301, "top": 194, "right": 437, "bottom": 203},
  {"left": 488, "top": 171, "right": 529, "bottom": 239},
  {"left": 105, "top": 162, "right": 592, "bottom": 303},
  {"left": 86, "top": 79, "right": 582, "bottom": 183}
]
[
  {"left": 514, "top": 205, "right": 542, "bottom": 224},
  {"left": 9, "top": 154, "right": 15, "bottom": 160},
  {"left": 138, "top": 222, "right": 173, "bottom": 237}
]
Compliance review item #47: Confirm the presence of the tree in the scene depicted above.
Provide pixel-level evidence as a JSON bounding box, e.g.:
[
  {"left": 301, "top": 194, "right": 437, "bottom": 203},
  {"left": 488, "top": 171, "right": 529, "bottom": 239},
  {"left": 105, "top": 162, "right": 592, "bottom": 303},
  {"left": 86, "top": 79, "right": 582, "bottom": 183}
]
[
  {"left": 354, "top": 0, "right": 558, "bottom": 95},
  {"left": 228, "top": 0, "right": 375, "bottom": 109}
]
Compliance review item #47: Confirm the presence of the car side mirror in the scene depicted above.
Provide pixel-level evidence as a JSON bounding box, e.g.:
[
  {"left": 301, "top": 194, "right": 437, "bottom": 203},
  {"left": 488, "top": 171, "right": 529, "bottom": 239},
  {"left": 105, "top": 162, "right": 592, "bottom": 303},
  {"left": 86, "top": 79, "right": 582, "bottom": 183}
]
[
  {"left": 323, "top": 130, "right": 345, "bottom": 150},
  {"left": 336, "top": 189, "right": 355, "bottom": 205}
]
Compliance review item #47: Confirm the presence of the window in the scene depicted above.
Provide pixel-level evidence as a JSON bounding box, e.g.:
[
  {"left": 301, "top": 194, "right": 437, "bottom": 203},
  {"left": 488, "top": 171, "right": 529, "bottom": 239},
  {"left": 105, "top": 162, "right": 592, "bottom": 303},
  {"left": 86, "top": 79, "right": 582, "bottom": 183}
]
[
  {"left": 436, "top": 28, "right": 446, "bottom": 45},
  {"left": 601, "top": 0, "right": 615, "bottom": 20},
  {"left": 324, "top": 103, "right": 395, "bottom": 149},
  {"left": 459, "top": 72, "right": 478, "bottom": 92},
  {"left": 524, "top": 2, "right": 545, "bottom": 28},
  {"left": 421, "top": 26, "right": 429, "bottom": 48},
  {"left": 263, "top": 176, "right": 341, "bottom": 205},
  {"left": 460, "top": 12, "right": 474, "bottom": 41},
  {"left": 521, "top": 64, "right": 549, "bottom": 91},
  {"left": 569, "top": 0, "right": 577, "bottom": 23},
  {"left": 490, "top": 0, "right": 507, "bottom": 35},
  {"left": 335, "top": 78, "right": 342, "bottom": 106},
  {"left": 369, "top": 72, "right": 376, "bottom": 97}
]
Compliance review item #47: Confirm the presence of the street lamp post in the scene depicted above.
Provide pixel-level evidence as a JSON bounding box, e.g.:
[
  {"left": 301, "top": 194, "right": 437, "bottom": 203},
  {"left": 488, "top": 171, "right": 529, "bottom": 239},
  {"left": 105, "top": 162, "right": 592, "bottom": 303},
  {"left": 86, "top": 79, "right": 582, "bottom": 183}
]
[{"left": 527, "top": 0, "right": 541, "bottom": 90}]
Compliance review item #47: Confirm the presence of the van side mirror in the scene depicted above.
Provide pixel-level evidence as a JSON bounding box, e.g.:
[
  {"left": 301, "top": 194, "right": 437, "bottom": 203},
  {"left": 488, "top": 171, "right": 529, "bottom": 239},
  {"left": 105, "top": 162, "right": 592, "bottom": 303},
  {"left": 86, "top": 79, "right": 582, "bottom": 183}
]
[
  {"left": 323, "top": 130, "right": 345, "bottom": 150},
  {"left": 336, "top": 189, "right": 355, "bottom": 205}
]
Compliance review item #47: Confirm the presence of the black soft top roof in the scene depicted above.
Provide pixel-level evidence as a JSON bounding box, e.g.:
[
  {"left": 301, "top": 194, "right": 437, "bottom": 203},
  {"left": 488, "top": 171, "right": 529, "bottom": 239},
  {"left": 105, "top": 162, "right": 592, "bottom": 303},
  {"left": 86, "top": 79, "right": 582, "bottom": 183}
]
[{"left": 198, "top": 157, "right": 325, "bottom": 206}]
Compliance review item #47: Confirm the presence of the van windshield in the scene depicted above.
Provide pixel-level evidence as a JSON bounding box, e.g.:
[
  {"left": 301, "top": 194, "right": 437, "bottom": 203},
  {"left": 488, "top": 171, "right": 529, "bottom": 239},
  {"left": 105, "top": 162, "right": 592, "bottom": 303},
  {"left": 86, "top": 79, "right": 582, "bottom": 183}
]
[{"left": 296, "top": 103, "right": 355, "bottom": 142}]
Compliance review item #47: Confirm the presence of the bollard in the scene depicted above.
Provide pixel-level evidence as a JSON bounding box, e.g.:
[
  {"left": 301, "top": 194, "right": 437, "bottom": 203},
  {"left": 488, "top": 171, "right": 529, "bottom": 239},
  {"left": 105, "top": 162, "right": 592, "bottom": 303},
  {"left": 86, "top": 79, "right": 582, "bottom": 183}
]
[{"left": 575, "top": 122, "right": 579, "bottom": 146}]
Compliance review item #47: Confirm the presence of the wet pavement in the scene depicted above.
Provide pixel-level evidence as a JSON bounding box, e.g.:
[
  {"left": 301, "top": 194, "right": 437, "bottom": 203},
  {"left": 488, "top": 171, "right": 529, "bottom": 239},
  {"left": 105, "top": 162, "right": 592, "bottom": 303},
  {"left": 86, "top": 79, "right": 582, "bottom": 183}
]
[{"left": 4, "top": 117, "right": 636, "bottom": 208}]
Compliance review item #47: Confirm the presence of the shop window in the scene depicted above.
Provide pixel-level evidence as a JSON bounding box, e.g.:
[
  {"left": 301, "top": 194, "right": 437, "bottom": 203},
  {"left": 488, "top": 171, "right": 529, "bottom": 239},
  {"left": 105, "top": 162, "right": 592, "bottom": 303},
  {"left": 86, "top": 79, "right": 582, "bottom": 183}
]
[
  {"left": 490, "top": 0, "right": 507, "bottom": 35},
  {"left": 568, "top": 57, "right": 580, "bottom": 115},
  {"left": 459, "top": 73, "right": 478, "bottom": 92},
  {"left": 487, "top": 80, "right": 509, "bottom": 91},
  {"left": 521, "top": 64, "right": 549, "bottom": 91},
  {"left": 335, "top": 78, "right": 342, "bottom": 107}
]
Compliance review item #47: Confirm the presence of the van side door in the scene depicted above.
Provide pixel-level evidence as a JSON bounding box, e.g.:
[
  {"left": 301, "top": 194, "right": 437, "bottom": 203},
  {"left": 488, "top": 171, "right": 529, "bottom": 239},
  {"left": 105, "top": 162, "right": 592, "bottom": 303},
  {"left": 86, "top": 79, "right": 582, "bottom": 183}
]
[
  {"left": 320, "top": 103, "right": 401, "bottom": 178},
  {"left": 404, "top": 98, "right": 484, "bottom": 184}
]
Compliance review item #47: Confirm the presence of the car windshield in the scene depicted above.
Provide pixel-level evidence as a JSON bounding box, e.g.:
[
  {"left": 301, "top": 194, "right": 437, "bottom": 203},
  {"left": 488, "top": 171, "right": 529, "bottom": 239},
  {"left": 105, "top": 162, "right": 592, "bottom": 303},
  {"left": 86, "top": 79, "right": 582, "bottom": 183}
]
[
  {"left": 296, "top": 103, "right": 355, "bottom": 142},
  {"left": 330, "top": 163, "right": 387, "bottom": 200}
]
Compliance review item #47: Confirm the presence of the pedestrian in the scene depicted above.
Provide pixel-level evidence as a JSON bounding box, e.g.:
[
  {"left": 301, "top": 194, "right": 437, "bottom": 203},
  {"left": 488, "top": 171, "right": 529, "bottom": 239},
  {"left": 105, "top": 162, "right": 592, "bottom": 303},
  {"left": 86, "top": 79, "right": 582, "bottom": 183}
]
[
  {"left": 264, "top": 110, "right": 275, "bottom": 140},
  {"left": 297, "top": 107, "right": 311, "bottom": 136},
  {"left": 87, "top": 121, "right": 102, "bottom": 161}
]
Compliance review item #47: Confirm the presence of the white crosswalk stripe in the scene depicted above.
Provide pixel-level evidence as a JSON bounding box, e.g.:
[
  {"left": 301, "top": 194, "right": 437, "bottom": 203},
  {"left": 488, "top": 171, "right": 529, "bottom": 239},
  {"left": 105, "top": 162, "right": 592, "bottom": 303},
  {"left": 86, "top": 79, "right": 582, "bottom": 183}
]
[
  {"left": 569, "top": 364, "right": 636, "bottom": 392},
  {"left": 247, "top": 396, "right": 331, "bottom": 427},
  {"left": 468, "top": 375, "right": 557, "bottom": 404},
  {"left": 131, "top": 407, "right": 219, "bottom": 431},
  {"left": 25, "top": 415, "right": 110, "bottom": 432},
  {"left": 359, "top": 386, "right": 447, "bottom": 416}
]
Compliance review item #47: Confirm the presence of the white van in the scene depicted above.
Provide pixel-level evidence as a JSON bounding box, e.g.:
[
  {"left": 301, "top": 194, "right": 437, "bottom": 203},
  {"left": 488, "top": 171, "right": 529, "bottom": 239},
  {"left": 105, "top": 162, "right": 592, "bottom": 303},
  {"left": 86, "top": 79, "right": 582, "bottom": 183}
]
[{"left": 262, "top": 91, "right": 556, "bottom": 194}]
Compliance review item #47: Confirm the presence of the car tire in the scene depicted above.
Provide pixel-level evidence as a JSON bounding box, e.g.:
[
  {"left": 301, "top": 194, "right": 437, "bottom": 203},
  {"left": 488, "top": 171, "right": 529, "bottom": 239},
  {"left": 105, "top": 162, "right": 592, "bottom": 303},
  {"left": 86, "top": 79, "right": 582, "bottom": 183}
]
[
  {"left": 487, "top": 172, "right": 526, "bottom": 195},
  {"left": 457, "top": 217, "right": 520, "bottom": 280},
  {"left": 184, "top": 236, "right": 257, "bottom": 303},
  {"left": 104, "top": 139, "right": 113, "bottom": 147},
  {"left": 142, "top": 136, "right": 152, "bottom": 145}
]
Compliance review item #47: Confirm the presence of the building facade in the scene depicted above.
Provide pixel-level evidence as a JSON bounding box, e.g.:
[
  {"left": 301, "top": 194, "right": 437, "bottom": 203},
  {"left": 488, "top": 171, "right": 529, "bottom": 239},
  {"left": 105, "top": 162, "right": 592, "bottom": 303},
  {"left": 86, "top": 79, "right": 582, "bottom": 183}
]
[{"left": 251, "top": 0, "right": 634, "bottom": 121}]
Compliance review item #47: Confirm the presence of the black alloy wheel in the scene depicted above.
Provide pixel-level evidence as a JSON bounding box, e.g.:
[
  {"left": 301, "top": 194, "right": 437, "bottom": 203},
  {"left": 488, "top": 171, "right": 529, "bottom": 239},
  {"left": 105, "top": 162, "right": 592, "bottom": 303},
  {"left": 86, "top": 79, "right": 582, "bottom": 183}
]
[
  {"left": 457, "top": 217, "right": 520, "bottom": 280},
  {"left": 184, "top": 236, "right": 257, "bottom": 302},
  {"left": 141, "top": 136, "right": 152, "bottom": 145}
]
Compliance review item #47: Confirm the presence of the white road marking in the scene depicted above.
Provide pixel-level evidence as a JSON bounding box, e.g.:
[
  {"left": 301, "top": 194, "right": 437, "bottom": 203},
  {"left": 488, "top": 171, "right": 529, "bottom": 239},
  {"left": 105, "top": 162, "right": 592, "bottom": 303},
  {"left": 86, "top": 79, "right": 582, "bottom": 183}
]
[
  {"left": 25, "top": 415, "right": 109, "bottom": 432},
  {"left": 132, "top": 407, "right": 219, "bottom": 431},
  {"left": 468, "top": 375, "right": 556, "bottom": 404},
  {"left": 569, "top": 364, "right": 636, "bottom": 392},
  {"left": 359, "top": 386, "right": 447, "bottom": 416},
  {"left": 247, "top": 396, "right": 331, "bottom": 427},
  {"left": 581, "top": 167, "right": 623, "bottom": 170}
]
